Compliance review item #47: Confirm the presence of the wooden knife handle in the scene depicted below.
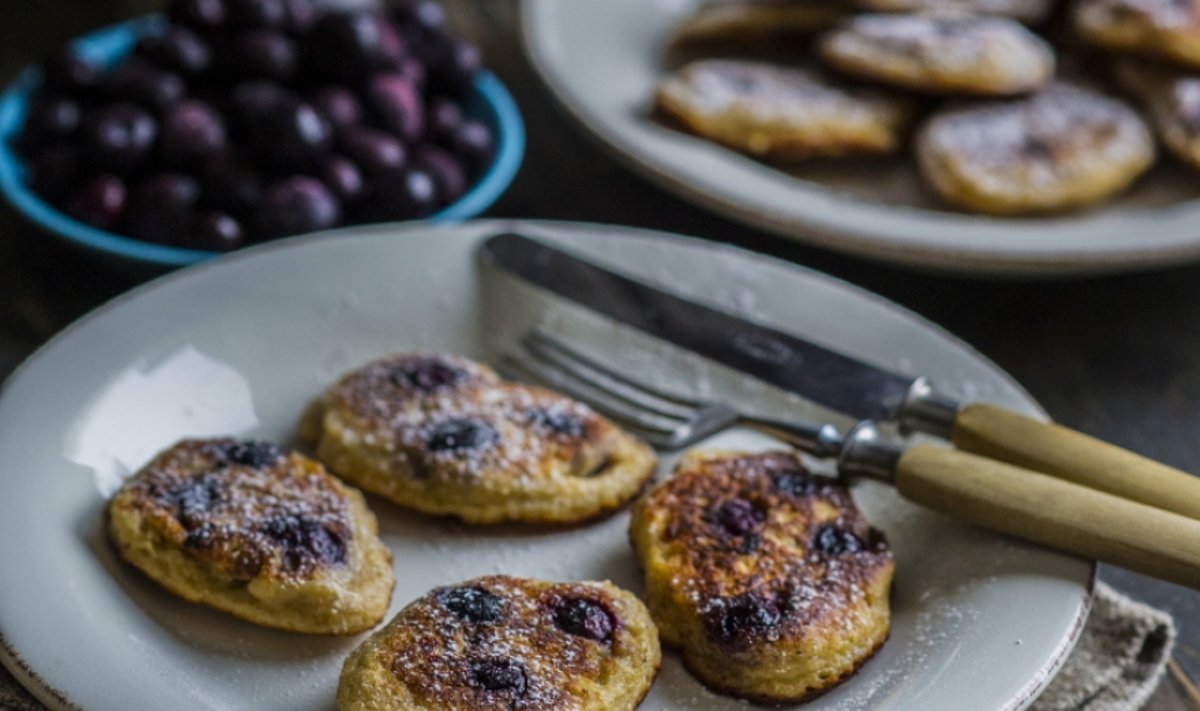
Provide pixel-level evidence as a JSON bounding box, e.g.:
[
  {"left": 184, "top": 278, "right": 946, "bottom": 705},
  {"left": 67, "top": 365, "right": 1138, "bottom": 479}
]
[
  {"left": 895, "top": 444, "right": 1200, "bottom": 590},
  {"left": 950, "top": 402, "right": 1200, "bottom": 522}
]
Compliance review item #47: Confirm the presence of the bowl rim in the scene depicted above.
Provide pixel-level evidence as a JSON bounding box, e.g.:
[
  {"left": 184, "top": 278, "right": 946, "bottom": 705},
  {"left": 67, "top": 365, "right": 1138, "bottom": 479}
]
[{"left": 0, "top": 15, "right": 525, "bottom": 268}]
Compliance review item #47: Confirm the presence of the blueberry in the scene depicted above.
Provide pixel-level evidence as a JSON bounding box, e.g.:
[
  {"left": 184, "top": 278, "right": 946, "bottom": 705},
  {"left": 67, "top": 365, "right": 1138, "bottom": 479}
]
[
  {"left": 713, "top": 498, "right": 764, "bottom": 537},
  {"left": 124, "top": 173, "right": 201, "bottom": 241},
  {"left": 469, "top": 658, "right": 526, "bottom": 694},
  {"left": 172, "top": 472, "right": 223, "bottom": 528},
  {"left": 135, "top": 27, "right": 212, "bottom": 76},
  {"left": 24, "top": 96, "right": 82, "bottom": 141},
  {"left": 452, "top": 119, "right": 494, "bottom": 171},
  {"left": 109, "top": 59, "right": 186, "bottom": 111},
  {"left": 390, "top": 357, "right": 466, "bottom": 391},
  {"left": 368, "top": 167, "right": 436, "bottom": 219},
  {"left": 320, "top": 155, "right": 365, "bottom": 203},
  {"left": 426, "top": 418, "right": 498, "bottom": 453},
  {"left": 235, "top": 29, "right": 298, "bottom": 82},
  {"left": 254, "top": 176, "right": 341, "bottom": 238},
  {"left": 411, "top": 0, "right": 447, "bottom": 34},
  {"left": 439, "top": 586, "right": 503, "bottom": 623},
  {"left": 367, "top": 73, "right": 424, "bottom": 141},
  {"left": 276, "top": 103, "right": 333, "bottom": 169},
  {"left": 340, "top": 126, "right": 407, "bottom": 176},
  {"left": 41, "top": 50, "right": 100, "bottom": 94},
  {"left": 232, "top": 84, "right": 331, "bottom": 169},
  {"left": 27, "top": 143, "right": 81, "bottom": 199},
  {"left": 811, "top": 525, "right": 865, "bottom": 555},
  {"left": 552, "top": 598, "right": 615, "bottom": 642},
  {"left": 414, "top": 143, "right": 466, "bottom": 205},
  {"left": 168, "top": 0, "right": 228, "bottom": 34},
  {"left": 261, "top": 514, "right": 348, "bottom": 572},
  {"left": 429, "top": 39, "right": 481, "bottom": 97},
  {"left": 527, "top": 408, "right": 585, "bottom": 438},
  {"left": 311, "top": 86, "right": 362, "bottom": 133},
  {"left": 66, "top": 174, "right": 127, "bottom": 230},
  {"left": 396, "top": 56, "right": 427, "bottom": 91},
  {"left": 306, "top": 11, "right": 405, "bottom": 82},
  {"left": 201, "top": 150, "right": 263, "bottom": 213},
  {"left": 281, "top": 0, "right": 318, "bottom": 35},
  {"left": 426, "top": 97, "right": 462, "bottom": 144},
  {"left": 191, "top": 211, "right": 246, "bottom": 251},
  {"left": 161, "top": 100, "right": 227, "bottom": 166},
  {"left": 226, "top": 0, "right": 287, "bottom": 28},
  {"left": 771, "top": 469, "right": 817, "bottom": 497},
  {"left": 221, "top": 440, "right": 283, "bottom": 468},
  {"left": 87, "top": 104, "right": 158, "bottom": 173},
  {"left": 231, "top": 79, "right": 297, "bottom": 125},
  {"left": 703, "top": 593, "right": 781, "bottom": 645}
]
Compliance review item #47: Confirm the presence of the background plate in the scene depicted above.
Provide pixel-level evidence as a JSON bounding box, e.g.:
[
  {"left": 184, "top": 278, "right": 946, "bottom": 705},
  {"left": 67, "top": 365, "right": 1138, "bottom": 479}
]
[
  {"left": 521, "top": 0, "right": 1200, "bottom": 276},
  {"left": 0, "top": 220, "right": 1092, "bottom": 710}
]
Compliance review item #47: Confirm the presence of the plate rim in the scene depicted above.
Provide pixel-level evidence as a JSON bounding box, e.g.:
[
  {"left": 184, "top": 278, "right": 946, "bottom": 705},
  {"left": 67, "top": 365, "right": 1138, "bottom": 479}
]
[
  {"left": 0, "top": 218, "right": 1096, "bottom": 710},
  {"left": 518, "top": 0, "right": 1200, "bottom": 276}
]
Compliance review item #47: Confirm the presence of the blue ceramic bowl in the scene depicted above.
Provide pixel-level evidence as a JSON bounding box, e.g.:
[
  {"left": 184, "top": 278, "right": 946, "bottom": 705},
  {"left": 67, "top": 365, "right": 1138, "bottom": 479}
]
[{"left": 0, "top": 16, "right": 524, "bottom": 269}]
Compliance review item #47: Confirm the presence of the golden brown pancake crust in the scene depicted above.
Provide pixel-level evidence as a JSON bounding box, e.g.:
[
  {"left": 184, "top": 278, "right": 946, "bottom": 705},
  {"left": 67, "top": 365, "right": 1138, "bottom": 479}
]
[
  {"left": 630, "top": 450, "right": 895, "bottom": 704},
  {"left": 337, "top": 575, "right": 662, "bottom": 711}
]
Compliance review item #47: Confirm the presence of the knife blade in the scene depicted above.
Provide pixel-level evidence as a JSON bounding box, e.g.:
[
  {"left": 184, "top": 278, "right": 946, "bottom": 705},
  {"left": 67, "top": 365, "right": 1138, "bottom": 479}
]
[{"left": 481, "top": 231, "right": 1200, "bottom": 522}]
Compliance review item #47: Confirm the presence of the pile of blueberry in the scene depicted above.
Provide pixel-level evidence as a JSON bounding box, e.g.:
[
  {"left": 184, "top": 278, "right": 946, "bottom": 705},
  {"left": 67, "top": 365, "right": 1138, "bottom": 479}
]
[{"left": 13, "top": 0, "right": 494, "bottom": 252}]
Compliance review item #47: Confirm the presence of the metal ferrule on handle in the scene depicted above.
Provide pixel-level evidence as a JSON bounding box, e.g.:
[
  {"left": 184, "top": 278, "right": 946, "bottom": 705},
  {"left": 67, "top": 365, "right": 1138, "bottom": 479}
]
[
  {"left": 837, "top": 421, "right": 904, "bottom": 483},
  {"left": 897, "top": 378, "right": 960, "bottom": 440}
]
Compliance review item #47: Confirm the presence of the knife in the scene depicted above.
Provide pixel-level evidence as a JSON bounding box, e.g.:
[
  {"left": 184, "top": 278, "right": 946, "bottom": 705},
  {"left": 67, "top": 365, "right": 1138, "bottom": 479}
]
[{"left": 481, "top": 232, "right": 1200, "bottom": 521}]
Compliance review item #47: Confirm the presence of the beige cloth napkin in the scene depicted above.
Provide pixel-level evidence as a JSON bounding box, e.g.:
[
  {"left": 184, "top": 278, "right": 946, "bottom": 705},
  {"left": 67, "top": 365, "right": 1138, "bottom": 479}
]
[{"left": 0, "top": 583, "right": 1175, "bottom": 710}]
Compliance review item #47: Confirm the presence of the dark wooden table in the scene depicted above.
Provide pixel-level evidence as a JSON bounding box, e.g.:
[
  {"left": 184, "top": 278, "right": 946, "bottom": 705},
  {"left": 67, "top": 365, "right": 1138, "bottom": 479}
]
[{"left": 1, "top": 1, "right": 1198, "bottom": 708}]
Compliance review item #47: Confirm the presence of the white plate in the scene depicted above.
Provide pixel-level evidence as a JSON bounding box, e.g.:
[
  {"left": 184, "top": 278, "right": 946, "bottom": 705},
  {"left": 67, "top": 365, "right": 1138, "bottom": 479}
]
[
  {"left": 521, "top": 0, "right": 1200, "bottom": 276},
  {"left": 0, "top": 220, "right": 1092, "bottom": 710}
]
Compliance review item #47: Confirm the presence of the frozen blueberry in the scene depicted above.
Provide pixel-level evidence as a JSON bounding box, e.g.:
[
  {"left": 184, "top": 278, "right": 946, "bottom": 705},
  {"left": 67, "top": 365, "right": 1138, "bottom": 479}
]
[
  {"left": 429, "top": 39, "right": 481, "bottom": 97},
  {"left": 109, "top": 59, "right": 186, "bottom": 111},
  {"left": 552, "top": 598, "right": 615, "bottom": 642},
  {"left": 811, "top": 525, "right": 865, "bottom": 555},
  {"left": 226, "top": 0, "right": 287, "bottom": 28},
  {"left": 254, "top": 176, "right": 341, "bottom": 238},
  {"left": 191, "top": 211, "right": 246, "bottom": 251},
  {"left": 235, "top": 29, "right": 298, "bottom": 82},
  {"left": 713, "top": 498, "right": 764, "bottom": 537},
  {"left": 426, "top": 96, "right": 462, "bottom": 144},
  {"left": 124, "top": 173, "right": 201, "bottom": 241},
  {"left": 470, "top": 658, "right": 526, "bottom": 694},
  {"left": 414, "top": 143, "right": 466, "bottom": 205},
  {"left": 232, "top": 84, "right": 330, "bottom": 168},
  {"left": 439, "top": 586, "right": 503, "bottom": 623},
  {"left": 703, "top": 593, "right": 781, "bottom": 645},
  {"left": 310, "top": 85, "right": 362, "bottom": 133},
  {"left": 262, "top": 514, "right": 348, "bottom": 572},
  {"left": 135, "top": 27, "right": 213, "bottom": 76},
  {"left": 452, "top": 119, "right": 494, "bottom": 171},
  {"left": 426, "top": 418, "right": 498, "bottom": 453},
  {"left": 168, "top": 0, "right": 228, "bottom": 34},
  {"left": 368, "top": 166, "right": 436, "bottom": 219},
  {"left": 390, "top": 357, "right": 466, "bottom": 391},
  {"left": 41, "top": 50, "right": 100, "bottom": 94},
  {"left": 306, "top": 11, "right": 405, "bottom": 82},
  {"left": 27, "top": 143, "right": 81, "bottom": 199},
  {"left": 340, "top": 126, "right": 407, "bottom": 176},
  {"left": 161, "top": 100, "right": 227, "bottom": 166},
  {"left": 320, "top": 154, "right": 365, "bottom": 203},
  {"left": 66, "top": 174, "right": 127, "bottom": 230},
  {"left": 201, "top": 150, "right": 263, "bottom": 213},
  {"left": 87, "top": 104, "right": 158, "bottom": 173},
  {"left": 367, "top": 73, "right": 424, "bottom": 141}
]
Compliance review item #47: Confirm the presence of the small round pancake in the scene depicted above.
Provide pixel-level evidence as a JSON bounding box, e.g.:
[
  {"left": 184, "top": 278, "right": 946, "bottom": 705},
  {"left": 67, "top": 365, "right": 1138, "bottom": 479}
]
[
  {"left": 819, "top": 14, "right": 1055, "bottom": 96},
  {"left": 108, "top": 438, "right": 394, "bottom": 634},
  {"left": 669, "top": 0, "right": 849, "bottom": 50},
  {"left": 854, "top": 0, "right": 1055, "bottom": 22},
  {"left": 655, "top": 59, "right": 914, "bottom": 159},
  {"left": 629, "top": 450, "right": 894, "bottom": 704},
  {"left": 1116, "top": 59, "right": 1200, "bottom": 169},
  {"left": 916, "top": 83, "right": 1155, "bottom": 214},
  {"left": 303, "top": 353, "right": 657, "bottom": 525},
  {"left": 337, "top": 575, "right": 661, "bottom": 711},
  {"left": 1076, "top": 0, "right": 1200, "bottom": 70}
]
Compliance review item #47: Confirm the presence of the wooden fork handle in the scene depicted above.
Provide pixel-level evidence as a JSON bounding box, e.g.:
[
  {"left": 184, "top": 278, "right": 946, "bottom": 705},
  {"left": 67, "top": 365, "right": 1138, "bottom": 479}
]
[
  {"left": 950, "top": 403, "right": 1200, "bottom": 522},
  {"left": 895, "top": 444, "right": 1200, "bottom": 590}
]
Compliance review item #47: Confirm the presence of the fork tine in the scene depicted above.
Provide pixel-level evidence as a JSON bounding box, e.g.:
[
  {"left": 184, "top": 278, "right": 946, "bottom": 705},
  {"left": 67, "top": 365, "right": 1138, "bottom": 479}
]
[
  {"left": 525, "top": 331, "right": 702, "bottom": 419},
  {"left": 500, "top": 353, "right": 687, "bottom": 436}
]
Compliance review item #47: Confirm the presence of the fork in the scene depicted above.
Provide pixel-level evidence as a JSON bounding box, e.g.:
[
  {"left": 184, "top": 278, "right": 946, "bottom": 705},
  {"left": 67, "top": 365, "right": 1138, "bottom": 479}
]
[{"left": 503, "top": 330, "right": 1200, "bottom": 590}]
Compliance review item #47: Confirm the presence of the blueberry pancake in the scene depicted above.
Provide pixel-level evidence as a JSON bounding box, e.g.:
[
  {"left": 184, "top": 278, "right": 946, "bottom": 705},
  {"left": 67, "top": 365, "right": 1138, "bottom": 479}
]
[
  {"left": 337, "top": 575, "right": 661, "bottom": 711},
  {"left": 1075, "top": 0, "right": 1200, "bottom": 70},
  {"left": 1116, "top": 59, "right": 1200, "bottom": 169},
  {"left": 107, "top": 438, "right": 394, "bottom": 634},
  {"left": 854, "top": 0, "right": 1055, "bottom": 22},
  {"left": 302, "top": 353, "right": 657, "bottom": 525},
  {"left": 819, "top": 14, "right": 1055, "bottom": 96},
  {"left": 916, "top": 83, "right": 1155, "bottom": 214},
  {"left": 669, "top": 0, "right": 848, "bottom": 50},
  {"left": 655, "top": 59, "right": 914, "bottom": 159},
  {"left": 629, "top": 450, "right": 894, "bottom": 704}
]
